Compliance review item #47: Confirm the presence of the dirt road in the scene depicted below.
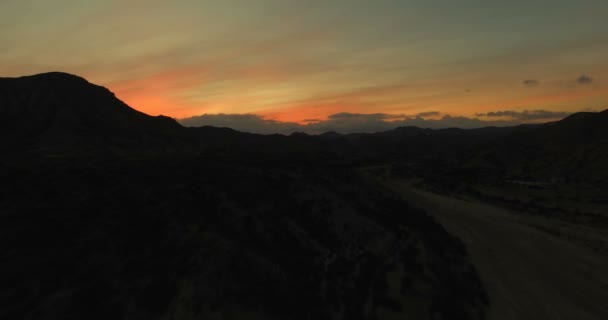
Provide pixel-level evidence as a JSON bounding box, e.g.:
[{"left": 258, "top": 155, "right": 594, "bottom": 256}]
[{"left": 389, "top": 182, "right": 608, "bottom": 320}]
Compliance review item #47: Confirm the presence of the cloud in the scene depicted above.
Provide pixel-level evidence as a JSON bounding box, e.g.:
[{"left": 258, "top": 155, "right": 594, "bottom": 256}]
[
  {"left": 326, "top": 111, "right": 439, "bottom": 121},
  {"left": 576, "top": 74, "right": 593, "bottom": 84},
  {"left": 415, "top": 111, "right": 441, "bottom": 118},
  {"left": 328, "top": 112, "right": 390, "bottom": 121},
  {"left": 178, "top": 109, "right": 578, "bottom": 134},
  {"left": 178, "top": 113, "right": 302, "bottom": 134},
  {"left": 523, "top": 79, "right": 540, "bottom": 87},
  {"left": 476, "top": 109, "right": 573, "bottom": 121}
]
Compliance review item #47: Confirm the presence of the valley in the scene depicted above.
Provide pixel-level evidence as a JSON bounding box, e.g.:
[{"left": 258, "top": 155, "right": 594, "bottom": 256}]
[
  {"left": 1, "top": 72, "right": 607, "bottom": 319},
  {"left": 385, "top": 179, "right": 608, "bottom": 320}
]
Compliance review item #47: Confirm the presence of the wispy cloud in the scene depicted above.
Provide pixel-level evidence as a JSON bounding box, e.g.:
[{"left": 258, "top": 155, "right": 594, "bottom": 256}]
[
  {"left": 475, "top": 109, "right": 573, "bottom": 121},
  {"left": 179, "top": 113, "right": 303, "bottom": 134},
  {"left": 3, "top": 1, "right": 607, "bottom": 123},
  {"left": 523, "top": 79, "right": 540, "bottom": 87},
  {"left": 179, "top": 109, "right": 579, "bottom": 134},
  {"left": 416, "top": 111, "right": 441, "bottom": 118},
  {"left": 576, "top": 74, "right": 593, "bottom": 85}
]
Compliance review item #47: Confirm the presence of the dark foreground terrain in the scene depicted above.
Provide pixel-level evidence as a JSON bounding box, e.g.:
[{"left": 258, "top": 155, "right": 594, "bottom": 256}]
[
  {"left": 0, "top": 156, "right": 487, "bottom": 319},
  {"left": 1, "top": 72, "right": 607, "bottom": 319}
]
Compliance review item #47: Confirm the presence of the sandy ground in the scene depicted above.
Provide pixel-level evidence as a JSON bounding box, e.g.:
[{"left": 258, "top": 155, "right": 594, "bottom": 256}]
[{"left": 388, "top": 181, "right": 608, "bottom": 320}]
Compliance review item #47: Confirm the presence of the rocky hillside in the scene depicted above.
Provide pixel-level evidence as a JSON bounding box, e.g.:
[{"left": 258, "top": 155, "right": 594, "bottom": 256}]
[
  {"left": 0, "top": 157, "right": 487, "bottom": 319},
  {"left": 0, "top": 72, "right": 188, "bottom": 153},
  {"left": 0, "top": 73, "right": 489, "bottom": 319}
]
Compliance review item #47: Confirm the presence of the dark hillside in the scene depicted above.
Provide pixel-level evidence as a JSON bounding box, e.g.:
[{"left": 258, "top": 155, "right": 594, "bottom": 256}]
[
  {"left": 0, "top": 72, "right": 189, "bottom": 153},
  {"left": 0, "top": 157, "right": 487, "bottom": 319},
  {"left": 0, "top": 73, "right": 489, "bottom": 319},
  {"left": 461, "top": 110, "right": 608, "bottom": 184}
]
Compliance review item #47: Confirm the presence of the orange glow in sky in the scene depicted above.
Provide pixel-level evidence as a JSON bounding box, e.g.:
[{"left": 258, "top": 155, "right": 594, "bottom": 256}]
[{"left": 1, "top": 1, "right": 607, "bottom": 129}]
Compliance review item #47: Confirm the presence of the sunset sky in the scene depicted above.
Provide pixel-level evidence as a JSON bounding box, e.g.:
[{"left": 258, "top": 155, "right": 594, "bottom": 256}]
[{"left": 1, "top": 0, "right": 607, "bottom": 132}]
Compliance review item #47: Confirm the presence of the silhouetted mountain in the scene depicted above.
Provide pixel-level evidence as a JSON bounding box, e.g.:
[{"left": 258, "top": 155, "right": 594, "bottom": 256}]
[
  {"left": 0, "top": 73, "right": 489, "bottom": 319},
  {"left": 0, "top": 72, "right": 188, "bottom": 153},
  {"left": 1, "top": 72, "right": 606, "bottom": 183},
  {"left": 461, "top": 110, "right": 608, "bottom": 183},
  {"left": 340, "top": 125, "right": 531, "bottom": 162},
  {"left": 3, "top": 71, "right": 606, "bottom": 319}
]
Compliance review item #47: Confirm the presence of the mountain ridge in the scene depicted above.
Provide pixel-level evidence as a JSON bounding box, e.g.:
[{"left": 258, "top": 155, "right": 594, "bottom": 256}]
[
  {"left": 0, "top": 72, "right": 186, "bottom": 152},
  {"left": 2, "top": 72, "right": 606, "bottom": 319},
  {"left": 1, "top": 72, "right": 606, "bottom": 182},
  {"left": 0, "top": 72, "right": 491, "bottom": 320}
]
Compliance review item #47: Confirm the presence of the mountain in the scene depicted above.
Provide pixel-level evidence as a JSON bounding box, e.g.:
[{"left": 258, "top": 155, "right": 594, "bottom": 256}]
[
  {"left": 0, "top": 72, "right": 188, "bottom": 153},
  {"left": 0, "top": 73, "right": 489, "bottom": 319},
  {"left": 2, "top": 71, "right": 606, "bottom": 319},
  {"left": 460, "top": 110, "right": 608, "bottom": 184},
  {"left": 1, "top": 72, "right": 606, "bottom": 182}
]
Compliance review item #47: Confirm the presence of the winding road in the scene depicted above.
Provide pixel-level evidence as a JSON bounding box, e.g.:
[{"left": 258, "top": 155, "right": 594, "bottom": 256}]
[{"left": 389, "top": 182, "right": 608, "bottom": 320}]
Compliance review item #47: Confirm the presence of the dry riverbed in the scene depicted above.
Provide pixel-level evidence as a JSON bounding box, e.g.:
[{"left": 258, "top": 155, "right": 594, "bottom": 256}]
[{"left": 387, "top": 180, "right": 608, "bottom": 320}]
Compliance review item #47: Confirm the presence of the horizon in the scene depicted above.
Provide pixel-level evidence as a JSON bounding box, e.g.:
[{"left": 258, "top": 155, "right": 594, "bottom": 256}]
[
  {"left": 2, "top": 3, "right": 608, "bottom": 318},
  {"left": 3, "top": 70, "right": 605, "bottom": 135},
  {"left": 1, "top": 1, "right": 607, "bottom": 133}
]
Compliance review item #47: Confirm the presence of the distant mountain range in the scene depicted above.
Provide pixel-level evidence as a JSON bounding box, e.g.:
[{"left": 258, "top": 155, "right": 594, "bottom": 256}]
[
  {"left": 1, "top": 72, "right": 606, "bottom": 182},
  {"left": 1, "top": 72, "right": 605, "bottom": 319},
  {"left": 0, "top": 72, "right": 490, "bottom": 319}
]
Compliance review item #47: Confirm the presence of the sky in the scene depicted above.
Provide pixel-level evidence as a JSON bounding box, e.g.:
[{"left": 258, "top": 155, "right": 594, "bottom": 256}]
[{"left": 1, "top": 0, "right": 607, "bottom": 133}]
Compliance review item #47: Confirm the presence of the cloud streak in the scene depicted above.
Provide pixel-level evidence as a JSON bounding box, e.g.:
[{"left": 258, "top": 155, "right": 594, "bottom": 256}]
[
  {"left": 2, "top": 1, "right": 607, "bottom": 123},
  {"left": 523, "top": 79, "right": 540, "bottom": 87},
  {"left": 179, "top": 109, "right": 579, "bottom": 135},
  {"left": 577, "top": 74, "right": 593, "bottom": 85},
  {"left": 475, "top": 109, "right": 573, "bottom": 121},
  {"left": 179, "top": 114, "right": 303, "bottom": 134}
]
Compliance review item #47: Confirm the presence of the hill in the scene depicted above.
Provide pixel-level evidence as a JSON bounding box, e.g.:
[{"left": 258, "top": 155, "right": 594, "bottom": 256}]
[
  {"left": 0, "top": 73, "right": 489, "bottom": 319},
  {"left": 0, "top": 72, "right": 188, "bottom": 153},
  {"left": 460, "top": 110, "right": 608, "bottom": 184}
]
